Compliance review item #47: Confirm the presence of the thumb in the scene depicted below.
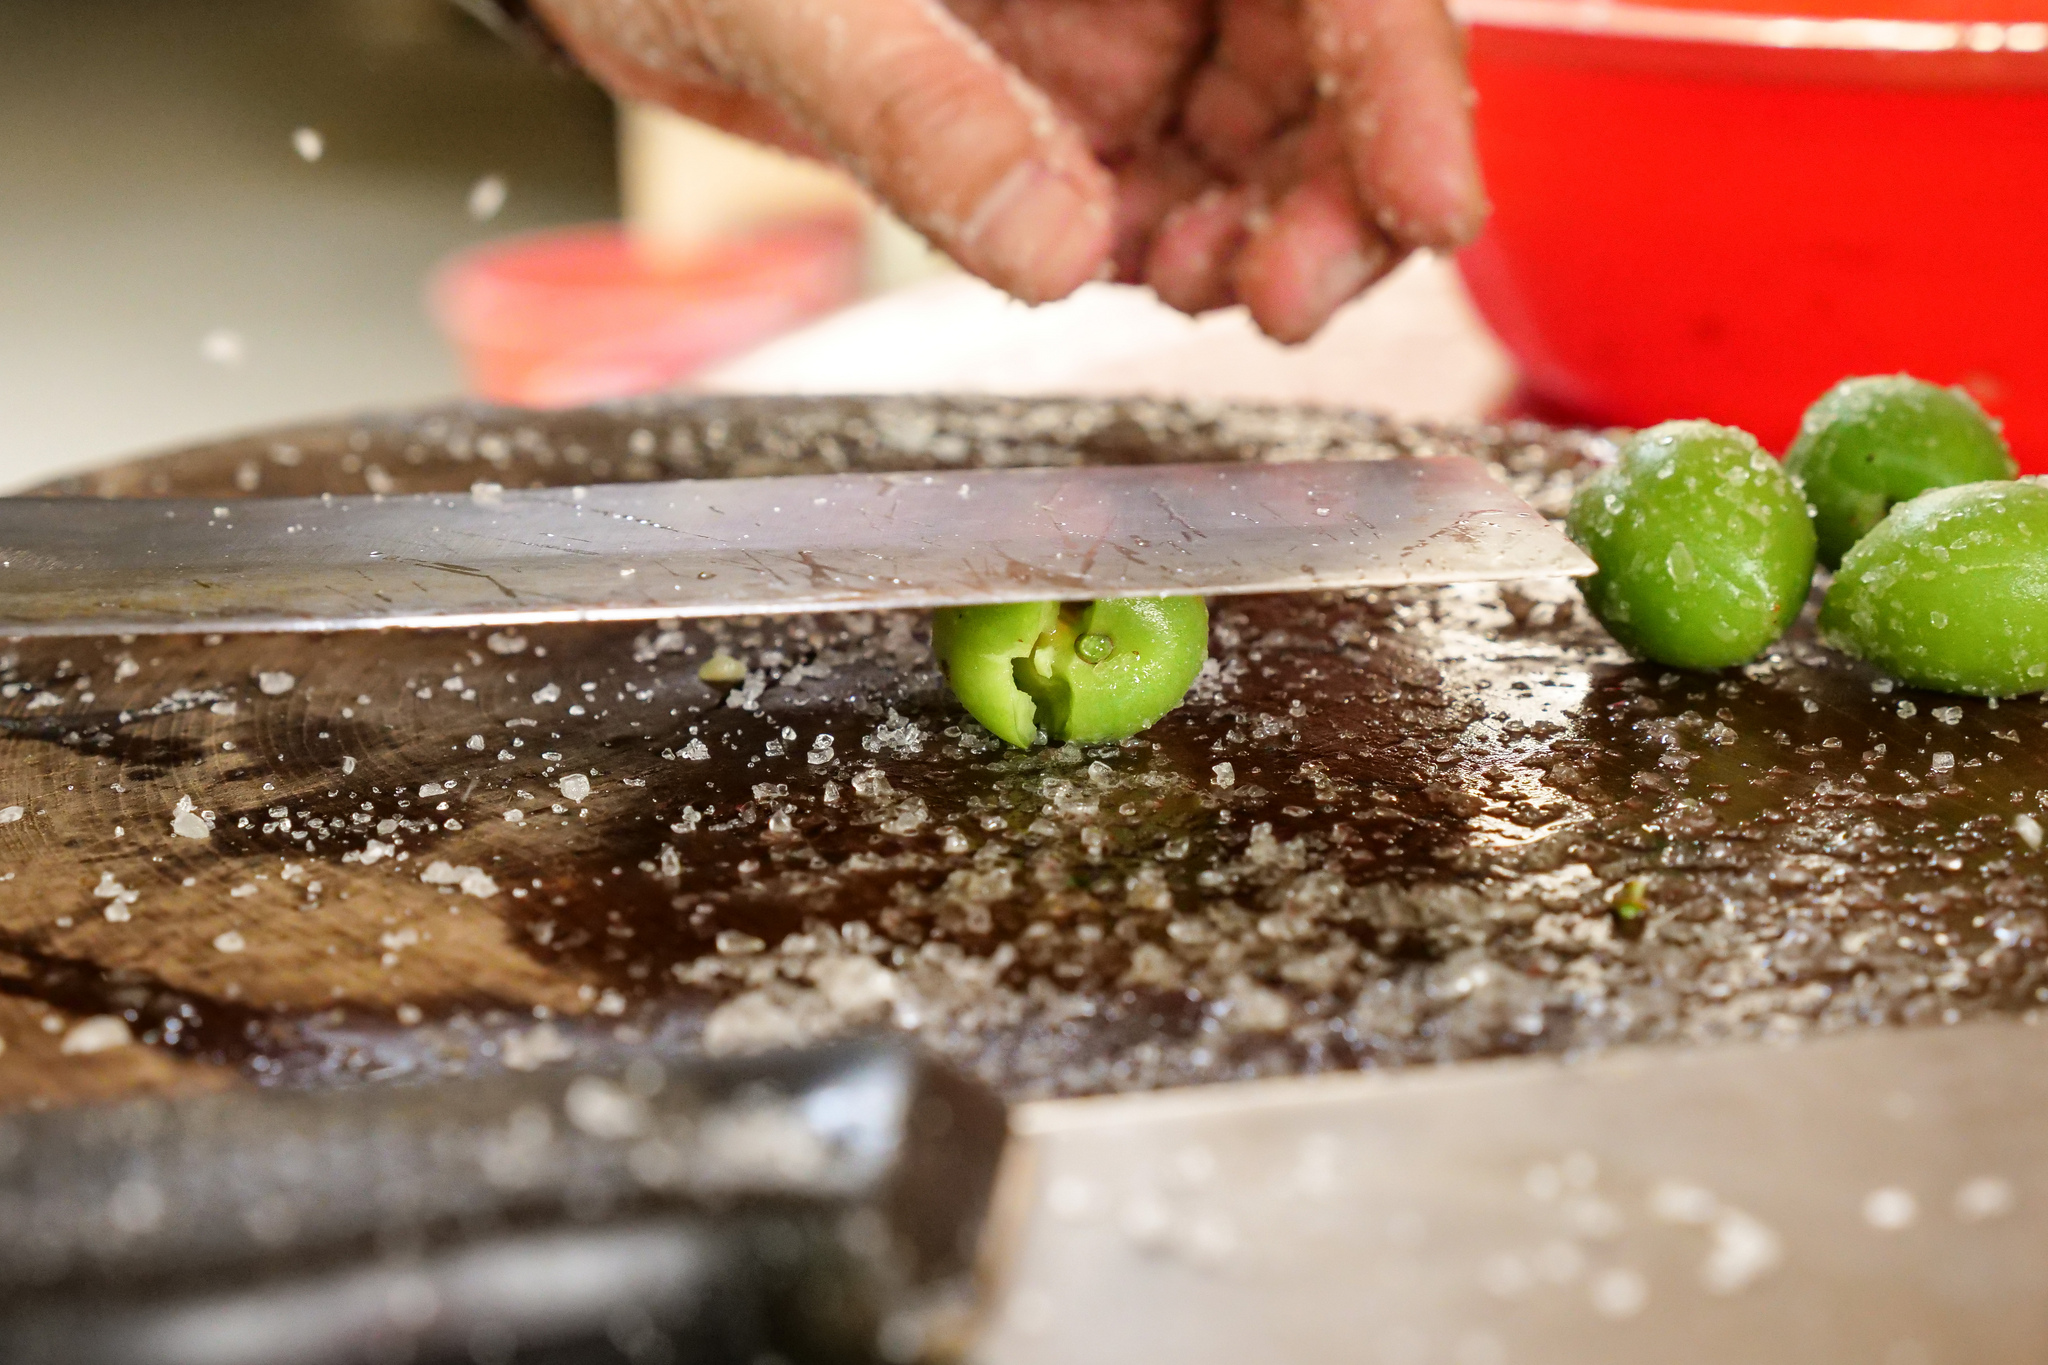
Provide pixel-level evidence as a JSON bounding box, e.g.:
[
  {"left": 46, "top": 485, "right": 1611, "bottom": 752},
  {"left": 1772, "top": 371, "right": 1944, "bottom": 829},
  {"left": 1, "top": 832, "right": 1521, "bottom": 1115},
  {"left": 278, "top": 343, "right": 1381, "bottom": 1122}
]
[{"left": 546, "top": 0, "right": 1115, "bottom": 304}]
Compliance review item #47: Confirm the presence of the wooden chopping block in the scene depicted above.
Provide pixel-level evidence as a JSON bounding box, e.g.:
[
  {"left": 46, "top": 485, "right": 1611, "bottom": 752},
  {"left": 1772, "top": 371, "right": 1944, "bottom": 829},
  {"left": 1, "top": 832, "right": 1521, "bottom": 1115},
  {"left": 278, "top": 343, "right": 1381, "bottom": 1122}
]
[{"left": 2, "top": 396, "right": 2043, "bottom": 1112}]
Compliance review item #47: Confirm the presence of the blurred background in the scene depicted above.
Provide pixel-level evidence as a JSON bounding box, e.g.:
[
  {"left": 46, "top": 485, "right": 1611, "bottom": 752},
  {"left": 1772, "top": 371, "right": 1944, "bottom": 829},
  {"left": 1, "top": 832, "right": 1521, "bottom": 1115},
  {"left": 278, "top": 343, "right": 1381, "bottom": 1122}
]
[
  {"left": 6, "top": 0, "right": 2043, "bottom": 488},
  {"left": 0, "top": 0, "right": 1516, "bottom": 491},
  {"left": 0, "top": 0, "right": 620, "bottom": 486}
]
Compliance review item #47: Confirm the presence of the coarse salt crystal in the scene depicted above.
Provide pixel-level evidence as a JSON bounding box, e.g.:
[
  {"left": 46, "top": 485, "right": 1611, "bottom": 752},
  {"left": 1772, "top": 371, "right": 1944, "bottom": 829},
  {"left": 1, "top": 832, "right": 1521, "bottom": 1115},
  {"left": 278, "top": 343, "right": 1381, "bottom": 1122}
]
[
  {"left": 1862, "top": 1187, "right": 1917, "bottom": 1230},
  {"left": 419, "top": 861, "right": 498, "bottom": 897},
  {"left": 213, "top": 930, "right": 247, "bottom": 953},
  {"left": 257, "top": 671, "right": 296, "bottom": 696},
  {"left": 559, "top": 773, "right": 592, "bottom": 804},
  {"left": 0, "top": 806, "right": 21, "bottom": 824},
  {"left": 1955, "top": 1176, "right": 2016, "bottom": 1221},
  {"left": 170, "top": 795, "right": 210, "bottom": 840},
  {"left": 92, "top": 872, "right": 139, "bottom": 920},
  {"left": 61, "top": 1015, "right": 132, "bottom": 1055}
]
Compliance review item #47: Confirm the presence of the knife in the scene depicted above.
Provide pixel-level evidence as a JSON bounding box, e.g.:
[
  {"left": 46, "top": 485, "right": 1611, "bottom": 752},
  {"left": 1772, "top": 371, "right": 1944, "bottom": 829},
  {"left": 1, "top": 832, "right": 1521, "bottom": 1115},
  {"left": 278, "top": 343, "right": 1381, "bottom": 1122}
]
[
  {"left": 0, "top": 458, "right": 1590, "bottom": 637},
  {"left": 6, "top": 1022, "right": 2045, "bottom": 1364}
]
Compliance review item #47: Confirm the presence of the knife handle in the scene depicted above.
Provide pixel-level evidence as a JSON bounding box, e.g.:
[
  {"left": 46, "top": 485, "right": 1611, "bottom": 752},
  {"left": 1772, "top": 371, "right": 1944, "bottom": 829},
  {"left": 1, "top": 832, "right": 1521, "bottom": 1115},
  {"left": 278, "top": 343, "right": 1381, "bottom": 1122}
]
[{"left": 0, "top": 1037, "right": 1007, "bottom": 1365}]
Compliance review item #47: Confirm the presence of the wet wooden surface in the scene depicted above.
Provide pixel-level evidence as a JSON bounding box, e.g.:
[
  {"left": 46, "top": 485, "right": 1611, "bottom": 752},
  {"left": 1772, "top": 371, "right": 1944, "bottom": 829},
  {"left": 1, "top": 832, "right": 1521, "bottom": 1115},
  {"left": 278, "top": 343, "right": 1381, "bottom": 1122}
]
[{"left": 4, "top": 396, "right": 2045, "bottom": 1112}]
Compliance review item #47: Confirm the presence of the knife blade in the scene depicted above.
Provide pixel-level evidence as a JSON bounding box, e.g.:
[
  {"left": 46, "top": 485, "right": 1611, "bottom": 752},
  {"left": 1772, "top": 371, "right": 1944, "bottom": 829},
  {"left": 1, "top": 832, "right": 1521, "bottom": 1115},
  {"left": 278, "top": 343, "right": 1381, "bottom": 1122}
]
[
  {"left": 977, "top": 1019, "right": 2048, "bottom": 1364},
  {"left": 0, "top": 458, "right": 1590, "bottom": 637},
  {"left": 5, "top": 1023, "right": 2042, "bottom": 1364}
]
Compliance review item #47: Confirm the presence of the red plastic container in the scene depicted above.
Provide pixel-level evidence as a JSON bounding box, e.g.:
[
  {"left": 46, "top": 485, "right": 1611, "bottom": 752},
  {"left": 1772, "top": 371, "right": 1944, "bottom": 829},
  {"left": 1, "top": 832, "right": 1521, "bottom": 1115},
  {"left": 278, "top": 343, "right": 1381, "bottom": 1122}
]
[
  {"left": 430, "top": 217, "right": 862, "bottom": 408},
  {"left": 1457, "top": 0, "right": 2048, "bottom": 468}
]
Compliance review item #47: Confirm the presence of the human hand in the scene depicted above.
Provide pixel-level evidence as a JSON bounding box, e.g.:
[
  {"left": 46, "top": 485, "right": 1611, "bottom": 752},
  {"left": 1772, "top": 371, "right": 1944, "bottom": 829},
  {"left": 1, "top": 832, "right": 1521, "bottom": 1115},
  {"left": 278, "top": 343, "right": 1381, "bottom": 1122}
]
[{"left": 530, "top": 0, "right": 1484, "bottom": 343}]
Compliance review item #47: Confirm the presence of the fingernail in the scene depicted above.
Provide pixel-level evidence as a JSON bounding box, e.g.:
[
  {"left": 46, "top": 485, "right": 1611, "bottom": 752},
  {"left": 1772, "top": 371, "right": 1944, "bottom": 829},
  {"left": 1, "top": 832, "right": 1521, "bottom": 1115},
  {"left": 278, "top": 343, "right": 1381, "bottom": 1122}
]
[
  {"left": 963, "top": 161, "right": 1111, "bottom": 304},
  {"left": 1392, "top": 165, "right": 1489, "bottom": 251}
]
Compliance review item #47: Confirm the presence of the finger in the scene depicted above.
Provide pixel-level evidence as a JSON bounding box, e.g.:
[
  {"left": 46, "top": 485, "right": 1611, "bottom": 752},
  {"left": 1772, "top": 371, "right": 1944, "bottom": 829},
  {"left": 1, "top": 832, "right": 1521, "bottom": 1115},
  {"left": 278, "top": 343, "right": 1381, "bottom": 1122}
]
[
  {"left": 1183, "top": 63, "right": 1284, "bottom": 178},
  {"left": 1145, "top": 187, "right": 1252, "bottom": 315},
  {"left": 1183, "top": 0, "right": 1315, "bottom": 175},
  {"left": 947, "top": 0, "right": 1212, "bottom": 152},
  {"left": 1215, "top": 0, "right": 1315, "bottom": 114},
  {"left": 1305, "top": 0, "right": 1486, "bottom": 250},
  {"left": 1109, "top": 148, "right": 1213, "bottom": 283},
  {"left": 536, "top": 0, "right": 1114, "bottom": 304},
  {"left": 1232, "top": 165, "right": 1402, "bottom": 343},
  {"left": 630, "top": 82, "right": 828, "bottom": 161}
]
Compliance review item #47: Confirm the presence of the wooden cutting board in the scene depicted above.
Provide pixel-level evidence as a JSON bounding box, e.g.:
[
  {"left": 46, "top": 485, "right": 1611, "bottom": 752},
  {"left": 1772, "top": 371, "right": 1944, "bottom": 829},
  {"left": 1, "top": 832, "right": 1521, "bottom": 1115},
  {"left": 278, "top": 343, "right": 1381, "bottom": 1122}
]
[{"left": 4, "top": 396, "right": 2043, "bottom": 1111}]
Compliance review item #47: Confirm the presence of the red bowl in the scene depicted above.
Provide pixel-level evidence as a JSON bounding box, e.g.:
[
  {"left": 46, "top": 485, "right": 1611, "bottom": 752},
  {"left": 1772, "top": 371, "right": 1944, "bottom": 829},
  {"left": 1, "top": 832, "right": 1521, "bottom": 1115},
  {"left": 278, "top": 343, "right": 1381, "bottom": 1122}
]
[
  {"left": 430, "top": 218, "right": 862, "bottom": 408},
  {"left": 1457, "top": 1, "right": 2048, "bottom": 469}
]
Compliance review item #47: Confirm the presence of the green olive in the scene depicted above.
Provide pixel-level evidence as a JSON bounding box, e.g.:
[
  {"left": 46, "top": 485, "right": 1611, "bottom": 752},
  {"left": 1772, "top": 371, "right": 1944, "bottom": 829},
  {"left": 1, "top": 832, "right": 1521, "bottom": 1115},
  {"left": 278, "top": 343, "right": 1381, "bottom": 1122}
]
[
  {"left": 1567, "top": 420, "right": 1816, "bottom": 670},
  {"left": 1819, "top": 480, "right": 2048, "bottom": 697},
  {"left": 930, "top": 601, "right": 1056, "bottom": 748},
  {"left": 932, "top": 596, "right": 1209, "bottom": 747},
  {"left": 1785, "top": 374, "right": 2015, "bottom": 568}
]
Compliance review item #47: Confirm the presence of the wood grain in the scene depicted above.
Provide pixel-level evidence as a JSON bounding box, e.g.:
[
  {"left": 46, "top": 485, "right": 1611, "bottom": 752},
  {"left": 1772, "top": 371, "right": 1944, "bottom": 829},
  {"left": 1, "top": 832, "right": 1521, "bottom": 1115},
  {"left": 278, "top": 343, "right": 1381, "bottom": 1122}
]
[{"left": 5, "top": 397, "right": 2044, "bottom": 1112}]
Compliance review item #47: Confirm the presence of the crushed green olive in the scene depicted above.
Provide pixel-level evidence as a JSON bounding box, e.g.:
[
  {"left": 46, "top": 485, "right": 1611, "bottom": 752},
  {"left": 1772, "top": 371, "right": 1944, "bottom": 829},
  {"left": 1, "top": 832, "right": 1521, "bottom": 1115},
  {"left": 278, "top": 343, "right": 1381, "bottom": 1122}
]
[
  {"left": 1567, "top": 420, "right": 1817, "bottom": 670},
  {"left": 1819, "top": 479, "right": 2048, "bottom": 697},
  {"left": 929, "top": 601, "right": 1055, "bottom": 748},
  {"left": 1786, "top": 374, "right": 2015, "bottom": 568},
  {"left": 933, "top": 596, "right": 1209, "bottom": 747}
]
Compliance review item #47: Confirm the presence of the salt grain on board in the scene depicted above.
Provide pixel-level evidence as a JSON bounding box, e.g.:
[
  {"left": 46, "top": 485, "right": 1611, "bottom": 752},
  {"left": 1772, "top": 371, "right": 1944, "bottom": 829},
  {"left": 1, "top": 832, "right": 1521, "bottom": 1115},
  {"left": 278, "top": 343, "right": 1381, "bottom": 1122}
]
[
  {"left": 1954, "top": 1176, "right": 2016, "bottom": 1221},
  {"left": 1863, "top": 1187, "right": 1917, "bottom": 1230},
  {"left": 352, "top": 839, "right": 395, "bottom": 866},
  {"left": 1703, "top": 1210, "right": 1782, "bottom": 1293},
  {"left": 420, "top": 861, "right": 499, "bottom": 897},
  {"left": 61, "top": 1015, "right": 133, "bottom": 1055},
  {"left": 1589, "top": 1267, "right": 1649, "bottom": 1319},
  {"left": 170, "top": 795, "right": 211, "bottom": 840},
  {"left": 92, "top": 872, "right": 139, "bottom": 921},
  {"left": 559, "top": 773, "right": 592, "bottom": 803},
  {"left": 257, "top": 672, "right": 295, "bottom": 696},
  {"left": 213, "top": 930, "right": 247, "bottom": 954},
  {"left": 0, "top": 806, "right": 21, "bottom": 824}
]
